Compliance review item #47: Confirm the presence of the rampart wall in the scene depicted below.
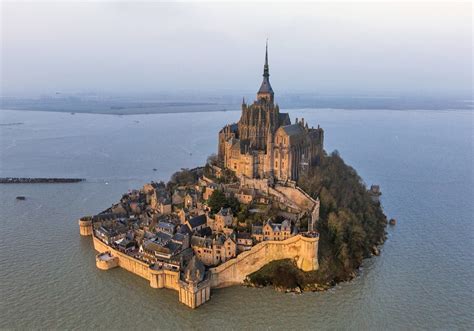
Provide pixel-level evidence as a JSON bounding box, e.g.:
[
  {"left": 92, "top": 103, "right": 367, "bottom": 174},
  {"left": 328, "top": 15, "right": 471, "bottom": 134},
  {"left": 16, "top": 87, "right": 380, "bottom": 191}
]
[{"left": 209, "top": 234, "right": 319, "bottom": 288}]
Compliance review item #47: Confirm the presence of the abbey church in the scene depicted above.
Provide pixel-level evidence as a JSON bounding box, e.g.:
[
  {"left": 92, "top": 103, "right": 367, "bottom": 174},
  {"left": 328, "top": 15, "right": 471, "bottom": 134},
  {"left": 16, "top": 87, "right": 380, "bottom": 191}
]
[{"left": 218, "top": 44, "right": 324, "bottom": 181}]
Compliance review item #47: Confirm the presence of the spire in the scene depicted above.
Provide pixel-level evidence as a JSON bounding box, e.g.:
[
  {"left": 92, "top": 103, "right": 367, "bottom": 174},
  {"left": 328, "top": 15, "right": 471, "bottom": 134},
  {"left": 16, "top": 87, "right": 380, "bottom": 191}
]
[
  {"left": 263, "top": 39, "right": 269, "bottom": 78},
  {"left": 257, "top": 40, "right": 274, "bottom": 103}
]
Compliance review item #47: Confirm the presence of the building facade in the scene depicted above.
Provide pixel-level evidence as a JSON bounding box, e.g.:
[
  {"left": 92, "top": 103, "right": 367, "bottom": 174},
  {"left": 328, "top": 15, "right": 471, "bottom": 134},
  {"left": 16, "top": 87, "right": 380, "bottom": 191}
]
[{"left": 218, "top": 43, "right": 324, "bottom": 181}]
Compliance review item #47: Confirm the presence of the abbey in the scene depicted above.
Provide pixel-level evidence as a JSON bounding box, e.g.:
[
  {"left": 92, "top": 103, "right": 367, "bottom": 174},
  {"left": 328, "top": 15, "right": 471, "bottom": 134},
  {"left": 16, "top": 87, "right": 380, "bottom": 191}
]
[{"left": 218, "top": 44, "right": 324, "bottom": 181}]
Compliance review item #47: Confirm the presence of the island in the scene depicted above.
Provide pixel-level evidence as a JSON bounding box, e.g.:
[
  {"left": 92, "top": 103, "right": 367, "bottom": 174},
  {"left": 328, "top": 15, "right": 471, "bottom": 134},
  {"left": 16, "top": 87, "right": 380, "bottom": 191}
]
[{"left": 78, "top": 44, "right": 387, "bottom": 309}]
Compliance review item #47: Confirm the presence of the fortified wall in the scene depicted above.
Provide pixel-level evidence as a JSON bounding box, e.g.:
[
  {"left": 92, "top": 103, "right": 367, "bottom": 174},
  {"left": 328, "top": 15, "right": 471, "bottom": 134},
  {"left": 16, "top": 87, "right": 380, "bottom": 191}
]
[
  {"left": 210, "top": 234, "right": 319, "bottom": 288},
  {"left": 85, "top": 231, "right": 318, "bottom": 307}
]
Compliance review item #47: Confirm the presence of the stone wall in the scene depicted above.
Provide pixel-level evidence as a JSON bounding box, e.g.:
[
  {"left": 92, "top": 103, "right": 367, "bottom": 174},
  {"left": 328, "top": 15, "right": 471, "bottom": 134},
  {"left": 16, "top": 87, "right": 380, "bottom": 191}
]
[
  {"left": 209, "top": 234, "right": 318, "bottom": 288},
  {"left": 93, "top": 237, "right": 152, "bottom": 280},
  {"left": 274, "top": 184, "right": 316, "bottom": 210},
  {"left": 78, "top": 218, "right": 93, "bottom": 236}
]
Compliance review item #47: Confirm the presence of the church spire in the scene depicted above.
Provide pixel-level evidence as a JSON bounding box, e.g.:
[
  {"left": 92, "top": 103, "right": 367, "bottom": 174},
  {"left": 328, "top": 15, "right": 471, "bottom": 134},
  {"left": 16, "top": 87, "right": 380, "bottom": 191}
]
[
  {"left": 257, "top": 40, "right": 274, "bottom": 103},
  {"left": 263, "top": 39, "right": 269, "bottom": 78}
]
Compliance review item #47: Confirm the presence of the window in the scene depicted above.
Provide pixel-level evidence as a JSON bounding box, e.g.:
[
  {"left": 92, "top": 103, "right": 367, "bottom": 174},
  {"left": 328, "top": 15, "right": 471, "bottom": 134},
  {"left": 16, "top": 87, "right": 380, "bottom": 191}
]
[{"left": 275, "top": 161, "right": 278, "bottom": 168}]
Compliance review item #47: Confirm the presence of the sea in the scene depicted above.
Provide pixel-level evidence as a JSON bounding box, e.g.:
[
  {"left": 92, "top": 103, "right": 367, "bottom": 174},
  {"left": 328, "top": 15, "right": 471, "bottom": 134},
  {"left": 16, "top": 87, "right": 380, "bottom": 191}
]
[{"left": 0, "top": 107, "right": 472, "bottom": 330}]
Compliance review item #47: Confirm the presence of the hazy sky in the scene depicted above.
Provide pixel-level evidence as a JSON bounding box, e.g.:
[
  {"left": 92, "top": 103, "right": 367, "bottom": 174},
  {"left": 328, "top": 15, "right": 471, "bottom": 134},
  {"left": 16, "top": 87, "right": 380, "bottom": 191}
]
[{"left": 1, "top": 1, "right": 472, "bottom": 97}]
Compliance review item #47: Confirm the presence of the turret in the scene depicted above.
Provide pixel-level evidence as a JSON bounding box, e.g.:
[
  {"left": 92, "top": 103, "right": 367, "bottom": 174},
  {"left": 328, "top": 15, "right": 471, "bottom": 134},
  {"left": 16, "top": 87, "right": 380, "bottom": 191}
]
[{"left": 78, "top": 216, "right": 93, "bottom": 236}]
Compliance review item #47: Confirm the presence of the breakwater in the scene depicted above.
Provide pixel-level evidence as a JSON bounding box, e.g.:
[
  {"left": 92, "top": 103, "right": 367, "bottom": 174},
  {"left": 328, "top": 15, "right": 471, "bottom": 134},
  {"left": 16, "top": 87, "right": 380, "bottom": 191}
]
[{"left": 0, "top": 177, "right": 85, "bottom": 184}]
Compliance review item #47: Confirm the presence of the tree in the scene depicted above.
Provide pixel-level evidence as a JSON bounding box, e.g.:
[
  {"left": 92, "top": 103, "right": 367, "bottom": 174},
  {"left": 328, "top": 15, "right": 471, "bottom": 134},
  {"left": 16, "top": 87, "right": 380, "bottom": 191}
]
[
  {"left": 207, "top": 189, "right": 228, "bottom": 214},
  {"left": 207, "top": 189, "right": 241, "bottom": 215}
]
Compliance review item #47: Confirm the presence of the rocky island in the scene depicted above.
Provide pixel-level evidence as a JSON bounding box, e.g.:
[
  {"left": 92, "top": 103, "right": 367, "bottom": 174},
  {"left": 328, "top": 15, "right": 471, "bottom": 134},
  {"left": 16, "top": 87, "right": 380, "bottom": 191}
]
[{"left": 78, "top": 45, "right": 387, "bottom": 308}]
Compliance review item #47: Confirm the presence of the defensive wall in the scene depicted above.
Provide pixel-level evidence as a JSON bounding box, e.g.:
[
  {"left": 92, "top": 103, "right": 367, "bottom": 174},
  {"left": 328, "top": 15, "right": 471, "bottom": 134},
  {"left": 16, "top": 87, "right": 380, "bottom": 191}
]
[
  {"left": 84, "top": 219, "right": 319, "bottom": 307},
  {"left": 209, "top": 234, "right": 319, "bottom": 288},
  {"left": 93, "top": 236, "right": 180, "bottom": 290}
]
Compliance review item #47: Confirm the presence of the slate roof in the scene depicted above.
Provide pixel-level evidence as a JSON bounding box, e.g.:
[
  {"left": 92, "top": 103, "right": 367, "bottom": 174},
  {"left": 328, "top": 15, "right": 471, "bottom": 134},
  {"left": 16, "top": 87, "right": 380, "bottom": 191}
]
[
  {"left": 258, "top": 77, "right": 274, "bottom": 94},
  {"left": 154, "top": 231, "right": 172, "bottom": 245},
  {"left": 197, "top": 226, "right": 213, "bottom": 237},
  {"left": 157, "top": 221, "right": 175, "bottom": 233},
  {"left": 183, "top": 256, "right": 206, "bottom": 283},
  {"left": 281, "top": 124, "right": 304, "bottom": 136},
  {"left": 178, "top": 224, "right": 192, "bottom": 235},
  {"left": 237, "top": 232, "right": 252, "bottom": 239},
  {"left": 188, "top": 214, "right": 207, "bottom": 229},
  {"left": 278, "top": 113, "right": 291, "bottom": 126},
  {"left": 171, "top": 233, "right": 187, "bottom": 243},
  {"left": 251, "top": 225, "right": 263, "bottom": 235}
]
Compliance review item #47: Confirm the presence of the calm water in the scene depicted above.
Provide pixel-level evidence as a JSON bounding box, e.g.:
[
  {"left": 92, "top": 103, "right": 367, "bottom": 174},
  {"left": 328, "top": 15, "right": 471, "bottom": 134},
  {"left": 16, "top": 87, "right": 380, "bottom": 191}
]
[{"left": 0, "top": 108, "right": 473, "bottom": 330}]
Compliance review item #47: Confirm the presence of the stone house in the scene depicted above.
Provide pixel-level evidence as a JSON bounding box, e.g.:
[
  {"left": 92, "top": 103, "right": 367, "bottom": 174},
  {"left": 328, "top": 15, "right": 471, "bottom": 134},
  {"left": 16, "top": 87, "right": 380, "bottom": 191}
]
[
  {"left": 251, "top": 225, "right": 263, "bottom": 242},
  {"left": 191, "top": 234, "right": 237, "bottom": 266},
  {"left": 157, "top": 221, "right": 175, "bottom": 236},
  {"left": 94, "top": 221, "right": 128, "bottom": 244},
  {"left": 186, "top": 214, "right": 207, "bottom": 233},
  {"left": 150, "top": 189, "right": 172, "bottom": 215},
  {"left": 203, "top": 183, "right": 218, "bottom": 201},
  {"left": 140, "top": 239, "right": 182, "bottom": 265},
  {"left": 236, "top": 232, "right": 253, "bottom": 252},
  {"left": 214, "top": 207, "right": 233, "bottom": 232},
  {"left": 184, "top": 192, "right": 198, "bottom": 209},
  {"left": 171, "top": 232, "right": 190, "bottom": 250},
  {"left": 262, "top": 220, "right": 292, "bottom": 241}
]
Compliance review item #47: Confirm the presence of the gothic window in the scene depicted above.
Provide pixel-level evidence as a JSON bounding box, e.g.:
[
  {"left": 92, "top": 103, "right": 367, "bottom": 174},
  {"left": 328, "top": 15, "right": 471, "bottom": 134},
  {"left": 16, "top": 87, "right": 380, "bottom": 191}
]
[{"left": 275, "top": 161, "right": 278, "bottom": 168}]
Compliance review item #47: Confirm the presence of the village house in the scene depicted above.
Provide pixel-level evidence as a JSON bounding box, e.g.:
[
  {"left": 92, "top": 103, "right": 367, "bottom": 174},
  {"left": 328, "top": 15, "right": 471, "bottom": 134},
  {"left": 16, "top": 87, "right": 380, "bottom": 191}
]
[
  {"left": 213, "top": 207, "right": 233, "bottom": 232},
  {"left": 203, "top": 182, "right": 218, "bottom": 200},
  {"left": 94, "top": 220, "right": 129, "bottom": 245},
  {"left": 116, "top": 238, "right": 137, "bottom": 253},
  {"left": 190, "top": 234, "right": 237, "bottom": 266},
  {"left": 262, "top": 220, "right": 292, "bottom": 241},
  {"left": 184, "top": 191, "right": 199, "bottom": 209},
  {"left": 186, "top": 214, "right": 207, "bottom": 232},
  {"left": 236, "top": 232, "right": 253, "bottom": 253},
  {"left": 157, "top": 221, "right": 175, "bottom": 236},
  {"left": 251, "top": 224, "right": 264, "bottom": 242},
  {"left": 150, "top": 191, "right": 172, "bottom": 215},
  {"left": 171, "top": 232, "right": 190, "bottom": 250},
  {"left": 140, "top": 238, "right": 183, "bottom": 267}
]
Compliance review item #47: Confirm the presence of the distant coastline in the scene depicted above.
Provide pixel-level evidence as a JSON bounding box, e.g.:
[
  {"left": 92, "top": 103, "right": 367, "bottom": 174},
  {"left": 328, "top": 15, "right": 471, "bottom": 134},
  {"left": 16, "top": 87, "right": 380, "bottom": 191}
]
[
  {"left": 1, "top": 94, "right": 471, "bottom": 116},
  {"left": 0, "top": 177, "right": 85, "bottom": 184}
]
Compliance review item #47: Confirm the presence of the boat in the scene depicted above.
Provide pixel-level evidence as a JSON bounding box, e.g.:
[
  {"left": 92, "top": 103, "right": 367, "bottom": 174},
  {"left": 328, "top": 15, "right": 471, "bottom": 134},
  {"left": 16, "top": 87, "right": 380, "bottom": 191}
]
[{"left": 16, "top": 196, "right": 26, "bottom": 200}]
